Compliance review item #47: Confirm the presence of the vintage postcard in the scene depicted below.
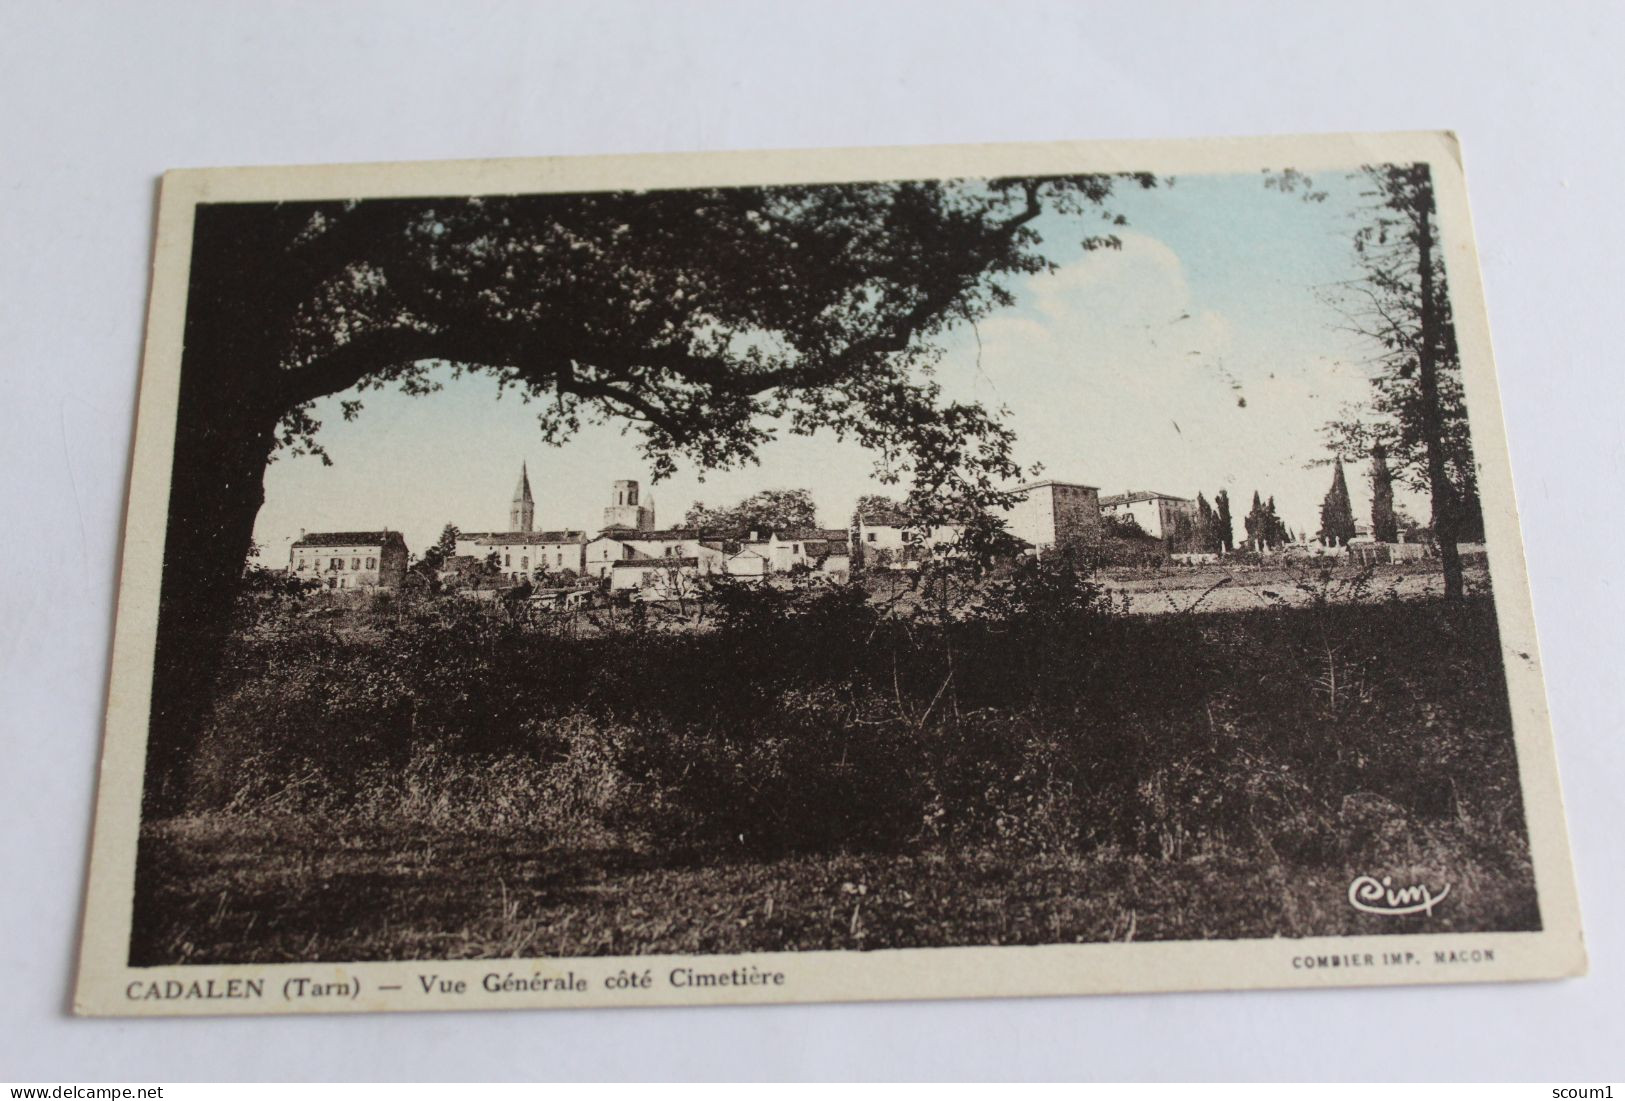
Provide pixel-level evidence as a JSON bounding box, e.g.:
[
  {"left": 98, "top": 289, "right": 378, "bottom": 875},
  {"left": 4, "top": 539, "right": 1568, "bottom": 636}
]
[{"left": 76, "top": 131, "right": 1585, "bottom": 1016}]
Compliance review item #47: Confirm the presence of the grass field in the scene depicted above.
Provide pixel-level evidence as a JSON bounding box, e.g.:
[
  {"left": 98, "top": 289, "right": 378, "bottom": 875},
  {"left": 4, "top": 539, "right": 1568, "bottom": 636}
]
[{"left": 130, "top": 566, "right": 1539, "bottom": 965}]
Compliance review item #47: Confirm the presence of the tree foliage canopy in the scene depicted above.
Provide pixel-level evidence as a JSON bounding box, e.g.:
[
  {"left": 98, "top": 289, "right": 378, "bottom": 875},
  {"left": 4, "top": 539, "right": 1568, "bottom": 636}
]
[
  {"left": 684, "top": 488, "right": 819, "bottom": 535},
  {"left": 1213, "top": 489, "right": 1235, "bottom": 553},
  {"left": 1243, "top": 491, "right": 1290, "bottom": 548},
  {"left": 197, "top": 174, "right": 1154, "bottom": 510},
  {"left": 1269, "top": 163, "right": 1482, "bottom": 543},
  {"left": 1317, "top": 456, "right": 1357, "bottom": 545},
  {"left": 1370, "top": 443, "right": 1399, "bottom": 543}
]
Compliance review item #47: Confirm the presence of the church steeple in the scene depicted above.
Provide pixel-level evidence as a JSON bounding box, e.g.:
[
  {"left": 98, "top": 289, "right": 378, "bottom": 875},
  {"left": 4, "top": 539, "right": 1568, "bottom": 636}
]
[{"left": 510, "top": 462, "right": 535, "bottom": 532}]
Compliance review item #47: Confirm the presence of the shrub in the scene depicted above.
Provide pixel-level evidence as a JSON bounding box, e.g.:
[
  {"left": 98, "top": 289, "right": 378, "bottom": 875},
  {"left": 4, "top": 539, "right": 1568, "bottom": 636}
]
[{"left": 185, "top": 578, "right": 1527, "bottom": 888}]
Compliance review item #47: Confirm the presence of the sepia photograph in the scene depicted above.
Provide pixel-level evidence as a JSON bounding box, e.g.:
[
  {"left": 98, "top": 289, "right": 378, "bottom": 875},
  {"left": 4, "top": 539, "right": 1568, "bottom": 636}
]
[{"left": 74, "top": 132, "right": 1582, "bottom": 1015}]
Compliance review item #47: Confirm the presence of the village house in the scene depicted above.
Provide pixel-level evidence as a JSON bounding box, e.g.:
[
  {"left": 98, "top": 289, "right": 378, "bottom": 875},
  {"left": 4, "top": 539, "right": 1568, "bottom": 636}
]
[
  {"left": 584, "top": 533, "right": 640, "bottom": 579},
  {"left": 624, "top": 530, "right": 728, "bottom": 563},
  {"left": 852, "top": 518, "right": 957, "bottom": 569},
  {"left": 611, "top": 559, "right": 707, "bottom": 602},
  {"left": 1099, "top": 490, "right": 1198, "bottom": 543},
  {"left": 1002, "top": 479, "right": 1103, "bottom": 555},
  {"left": 800, "top": 533, "right": 852, "bottom": 578},
  {"left": 734, "top": 529, "right": 853, "bottom": 577},
  {"left": 583, "top": 528, "right": 722, "bottom": 578},
  {"left": 609, "top": 545, "right": 728, "bottom": 598},
  {"left": 288, "top": 530, "right": 409, "bottom": 589},
  {"left": 851, "top": 502, "right": 964, "bottom": 570},
  {"left": 476, "top": 531, "right": 588, "bottom": 582},
  {"left": 725, "top": 547, "right": 770, "bottom": 578}
]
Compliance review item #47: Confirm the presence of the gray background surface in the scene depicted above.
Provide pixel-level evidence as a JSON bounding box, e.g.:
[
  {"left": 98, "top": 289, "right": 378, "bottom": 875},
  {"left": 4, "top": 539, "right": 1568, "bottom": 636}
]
[{"left": 1, "top": 0, "right": 1619, "bottom": 1081}]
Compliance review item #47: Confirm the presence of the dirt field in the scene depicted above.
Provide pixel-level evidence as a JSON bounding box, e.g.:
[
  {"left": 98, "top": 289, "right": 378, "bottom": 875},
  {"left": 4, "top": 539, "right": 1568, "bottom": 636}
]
[{"left": 1098, "top": 560, "right": 1491, "bottom": 615}]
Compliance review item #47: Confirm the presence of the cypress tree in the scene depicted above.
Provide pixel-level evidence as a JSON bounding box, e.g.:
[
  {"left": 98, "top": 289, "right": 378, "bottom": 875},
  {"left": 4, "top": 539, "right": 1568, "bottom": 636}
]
[
  {"left": 1245, "top": 491, "right": 1267, "bottom": 549},
  {"left": 1196, "top": 492, "right": 1218, "bottom": 553},
  {"left": 1318, "top": 456, "right": 1357, "bottom": 545},
  {"left": 1265, "top": 495, "right": 1288, "bottom": 546},
  {"left": 1214, "top": 489, "right": 1234, "bottom": 553},
  {"left": 1370, "top": 443, "right": 1399, "bottom": 543}
]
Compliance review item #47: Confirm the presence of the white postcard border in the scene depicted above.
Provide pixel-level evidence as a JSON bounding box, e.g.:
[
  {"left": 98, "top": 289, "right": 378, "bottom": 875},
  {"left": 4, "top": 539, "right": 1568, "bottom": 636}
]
[{"left": 75, "top": 131, "right": 1586, "bottom": 1017}]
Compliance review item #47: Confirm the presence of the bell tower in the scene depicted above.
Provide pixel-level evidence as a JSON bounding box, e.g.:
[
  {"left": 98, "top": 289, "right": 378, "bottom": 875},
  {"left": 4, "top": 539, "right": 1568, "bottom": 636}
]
[
  {"left": 602, "top": 478, "right": 655, "bottom": 531},
  {"left": 510, "top": 462, "right": 535, "bottom": 532}
]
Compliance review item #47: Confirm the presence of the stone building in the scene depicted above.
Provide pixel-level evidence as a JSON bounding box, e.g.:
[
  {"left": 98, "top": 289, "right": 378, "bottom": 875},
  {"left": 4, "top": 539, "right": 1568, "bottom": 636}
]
[
  {"left": 725, "top": 548, "right": 770, "bottom": 578},
  {"left": 736, "top": 529, "right": 852, "bottom": 574},
  {"left": 289, "top": 530, "right": 409, "bottom": 589},
  {"left": 603, "top": 479, "right": 656, "bottom": 532},
  {"left": 1100, "top": 490, "right": 1198, "bottom": 543},
  {"left": 609, "top": 543, "right": 729, "bottom": 596},
  {"left": 586, "top": 528, "right": 726, "bottom": 579},
  {"left": 584, "top": 534, "right": 640, "bottom": 579},
  {"left": 1003, "top": 479, "right": 1103, "bottom": 555},
  {"left": 476, "top": 532, "right": 588, "bottom": 582},
  {"left": 852, "top": 518, "right": 964, "bottom": 570}
]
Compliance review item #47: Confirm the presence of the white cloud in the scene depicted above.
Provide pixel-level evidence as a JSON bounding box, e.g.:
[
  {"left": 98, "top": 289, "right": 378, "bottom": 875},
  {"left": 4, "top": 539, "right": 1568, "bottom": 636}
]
[{"left": 935, "top": 232, "right": 1406, "bottom": 533}]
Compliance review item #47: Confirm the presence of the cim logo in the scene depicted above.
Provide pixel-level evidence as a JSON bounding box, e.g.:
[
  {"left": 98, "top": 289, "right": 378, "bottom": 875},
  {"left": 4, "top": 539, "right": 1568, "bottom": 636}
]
[{"left": 1347, "top": 874, "right": 1451, "bottom": 917}]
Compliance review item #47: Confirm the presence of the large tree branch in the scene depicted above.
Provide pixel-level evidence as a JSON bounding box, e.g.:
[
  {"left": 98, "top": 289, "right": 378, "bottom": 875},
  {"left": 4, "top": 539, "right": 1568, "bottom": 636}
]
[
  {"left": 269, "top": 179, "right": 1054, "bottom": 439},
  {"left": 273, "top": 325, "right": 528, "bottom": 408},
  {"left": 275, "top": 322, "right": 702, "bottom": 444}
]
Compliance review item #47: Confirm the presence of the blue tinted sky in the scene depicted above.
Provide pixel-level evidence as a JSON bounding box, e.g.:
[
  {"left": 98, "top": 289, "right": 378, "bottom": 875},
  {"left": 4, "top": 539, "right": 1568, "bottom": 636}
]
[{"left": 252, "top": 167, "right": 1423, "bottom": 562}]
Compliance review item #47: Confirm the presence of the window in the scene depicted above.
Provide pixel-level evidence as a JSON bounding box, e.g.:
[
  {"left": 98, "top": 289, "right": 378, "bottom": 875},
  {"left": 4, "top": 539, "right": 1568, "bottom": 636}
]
[
  {"left": 297, "top": 559, "right": 306, "bottom": 571},
  {"left": 351, "top": 558, "right": 360, "bottom": 570},
  {"left": 505, "top": 554, "right": 511, "bottom": 567},
  {"left": 330, "top": 557, "right": 343, "bottom": 570},
  {"left": 366, "top": 557, "right": 376, "bottom": 570},
  {"left": 865, "top": 533, "right": 876, "bottom": 542},
  {"left": 521, "top": 556, "right": 529, "bottom": 570}
]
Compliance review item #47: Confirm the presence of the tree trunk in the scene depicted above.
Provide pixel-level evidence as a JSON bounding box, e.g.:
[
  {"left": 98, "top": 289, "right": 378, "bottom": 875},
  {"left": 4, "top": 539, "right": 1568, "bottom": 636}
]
[
  {"left": 143, "top": 373, "right": 282, "bottom": 816},
  {"left": 1413, "top": 180, "right": 1463, "bottom": 601}
]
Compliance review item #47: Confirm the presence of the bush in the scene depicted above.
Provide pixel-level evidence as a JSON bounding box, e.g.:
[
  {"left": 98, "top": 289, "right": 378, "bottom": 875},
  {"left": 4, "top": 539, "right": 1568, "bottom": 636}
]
[{"left": 184, "top": 576, "right": 1526, "bottom": 882}]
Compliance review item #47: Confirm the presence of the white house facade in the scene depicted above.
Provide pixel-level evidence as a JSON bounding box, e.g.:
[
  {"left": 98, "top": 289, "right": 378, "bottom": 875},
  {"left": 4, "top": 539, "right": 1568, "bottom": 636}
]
[{"left": 1100, "top": 490, "right": 1197, "bottom": 542}]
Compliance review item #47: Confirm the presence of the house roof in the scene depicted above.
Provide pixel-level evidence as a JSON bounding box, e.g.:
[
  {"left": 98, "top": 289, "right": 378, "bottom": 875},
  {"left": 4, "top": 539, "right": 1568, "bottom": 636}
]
[
  {"left": 293, "top": 531, "right": 407, "bottom": 549},
  {"left": 1101, "top": 491, "right": 1191, "bottom": 506},
  {"left": 619, "top": 528, "right": 716, "bottom": 541},
  {"left": 854, "top": 504, "right": 910, "bottom": 526},
  {"left": 612, "top": 557, "right": 699, "bottom": 569},
  {"left": 783, "top": 527, "right": 851, "bottom": 542},
  {"left": 475, "top": 531, "right": 588, "bottom": 545},
  {"left": 1016, "top": 478, "right": 1100, "bottom": 492},
  {"left": 801, "top": 539, "right": 851, "bottom": 558}
]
